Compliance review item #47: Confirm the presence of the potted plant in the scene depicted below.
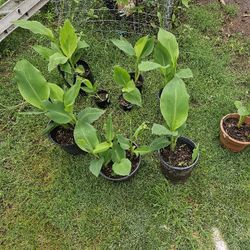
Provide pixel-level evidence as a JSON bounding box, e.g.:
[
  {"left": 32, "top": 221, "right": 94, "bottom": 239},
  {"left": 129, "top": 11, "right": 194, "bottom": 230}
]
[
  {"left": 113, "top": 66, "right": 142, "bottom": 111},
  {"left": 152, "top": 76, "right": 199, "bottom": 183},
  {"left": 14, "top": 19, "right": 94, "bottom": 87},
  {"left": 80, "top": 78, "right": 111, "bottom": 109},
  {"left": 220, "top": 101, "right": 250, "bottom": 152},
  {"left": 14, "top": 59, "right": 105, "bottom": 155},
  {"left": 139, "top": 28, "right": 193, "bottom": 97},
  {"left": 74, "top": 114, "right": 152, "bottom": 181},
  {"left": 111, "top": 34, "right": 154, "bottom": 92}
]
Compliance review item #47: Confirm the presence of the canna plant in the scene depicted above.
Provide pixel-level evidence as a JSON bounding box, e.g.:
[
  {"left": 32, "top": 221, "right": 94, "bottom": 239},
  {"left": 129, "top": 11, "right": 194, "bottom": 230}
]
[
  {"left": 234, "top": 101, "right": 250, "bottom": 128},
  {"left": 15, "top": 19, "right": 90, "bottom": 86},
  {"left": 111, "top": 34, "right": 154, "bottom": 85},
  {"left": 74, "top": 114, "right": 152, "bottom": 178},
  {"left": 14, "top": 59, "right": 105, "bottom": 152},
  {"left": 114, "top": 66, "right": 142, "bottom": 108},
  {"left": 139, "top": 28, "right": 193, "bottom": 89}
]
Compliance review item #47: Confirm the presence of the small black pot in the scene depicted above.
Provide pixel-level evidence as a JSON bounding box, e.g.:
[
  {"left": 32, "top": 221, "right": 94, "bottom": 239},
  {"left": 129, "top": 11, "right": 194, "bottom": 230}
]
[
  {"left": 95, "top": 89, "right": 111, "bottom": 109},
  {"left": 119, "top": 95, "right": 133, "bottom": 111},
  {"left": 159, "top": 137, "right": 199, "bottom": 183},
  {"left": 100, "top": 155, "right": 141, "bottom": 182},
  {"left": 130, "top": 72, "right": 144, "bottom": 92},
  {"left": 48, "top": 126, "right": 84, "bottom": 155}
]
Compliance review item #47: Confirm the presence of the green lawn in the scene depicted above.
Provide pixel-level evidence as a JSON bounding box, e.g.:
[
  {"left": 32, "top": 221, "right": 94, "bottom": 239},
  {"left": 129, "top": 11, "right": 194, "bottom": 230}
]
[{"left": 0, "top": 1, "right": 249, "bottom": 249}]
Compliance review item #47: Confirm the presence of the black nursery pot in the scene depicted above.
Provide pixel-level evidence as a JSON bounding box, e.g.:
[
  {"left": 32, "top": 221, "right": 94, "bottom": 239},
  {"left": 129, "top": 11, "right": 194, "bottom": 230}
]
[
  {"left": 119, "top": 95, "right": 133, "bottom": 111},
  {"left": 95, "top": 89, "right": 111, "bottom": 109},
  {"left": 159, "top": 137, "right": 199, "bottom": 183},
  {"left": 100, "top": 155, "right": 141, "bottom": 182},
  {"left": 130, "top": 72, "right": 144, "bottom": 92},
  {"left": 48, "top": 126, "right": 84, "bottom": 155}
]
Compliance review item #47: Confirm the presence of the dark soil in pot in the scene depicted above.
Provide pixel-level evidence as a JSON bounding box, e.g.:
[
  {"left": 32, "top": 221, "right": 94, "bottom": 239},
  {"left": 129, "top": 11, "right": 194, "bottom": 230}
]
[
  {"left": 100, "top": 151, "right": 141, "bottom": 182},
  {"left": 223, "top": 118, "right": 250, "bottom": 142},
  {"left": 130, "top": 72, "right": 144, "bottom": 92},
  {"left": 159, "top": 137, "right": 199, "bottom": 183},
  {"left": 119, "top": 95, "right": 133, "bottom": 111},
  {"left": 48, "top": 126, "right": 84, "bottom": 155},
  {"left": 95, "top": 89, "right": 111, "bottom": 109}
]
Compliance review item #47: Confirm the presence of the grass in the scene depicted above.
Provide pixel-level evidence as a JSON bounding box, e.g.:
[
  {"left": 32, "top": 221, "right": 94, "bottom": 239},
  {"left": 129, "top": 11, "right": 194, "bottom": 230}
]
[{"left": 0, "top": 1, "right": 250, "bottom": 249}]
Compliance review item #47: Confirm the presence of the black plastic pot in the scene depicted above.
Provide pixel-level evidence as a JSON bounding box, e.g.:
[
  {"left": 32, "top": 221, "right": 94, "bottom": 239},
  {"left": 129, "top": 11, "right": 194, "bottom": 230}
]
[
  {"left": 159, "top": 137, "right": 199, "bottom": 183},
  {"left": 95, "top": 89, "right": 111, "bottom": 109},
  {"left": 100, "top": 155, "right": 141, "bottom": 182},
  {"left": 119, "top": 95, "right": 133, "bottom": 111},
  {"left": 130, "top": 72, "right": 144, "bottom": 92},
  {"left": 48, "top": 126, "right": 84, "bottom": 155}
]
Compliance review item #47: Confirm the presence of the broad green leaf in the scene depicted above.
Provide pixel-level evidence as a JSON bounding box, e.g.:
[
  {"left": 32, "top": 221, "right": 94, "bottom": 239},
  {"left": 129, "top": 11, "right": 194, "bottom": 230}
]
[
  {"left": 123, "top": 88, "right": 142, "bottom": 107},
  {"left": 59, "top": 19, "right": 78, "bottom": 58},
  {"left": 48, "top": 83, "right": 64, "bottom": 102},
  {"left": 134, "top": 145, "right": 151, "bottom": 156},
  {"left": 122, "top": 80, "right": 136, "bottom": 93},
  {"left": 111, "top": 142, "right": 126, "bottom": 163},
  {"left": 113, "top": 66, "right": 131, "bottom": 87},
  {"left": 93, "top": 142, "right": 113, "bottom": 154},
  {"left": 192, "top": 143, "right": 199, "bottom": 162},
  {"left": 111, "top": 38, "right": 135, "bottom": 57},
  {"left": 150, "top": 137, "right": 170, "bottom": 151},
  {"left": 60, "top": 62, "right": 72, "bottom": 75},
  {"left": 117, "top": 134, "right": 130, "bottom": 150},
  {"left": 14, "top": 59, "right": 50, "bottom": 109},
  {"left": 176, "top": 68, "right": 193, "bottom": 79},
  {"left": 102, "top": 149, "right": 112, "bottom": 166},
  {"left": 15, "top": 20, "right": 54, "bottom": 40},
  {"left": 77, "top": 39, "right": 89, "bottom": 50},
  {"left": 234, "top": 101, "right": 250, "bottom": 116},
  {"left": 154, "top": 42, "right": 172, "bottom": 67},
  {"left": 152, "top": 123, "right": 178, "bottom": 136},
  {"left": 82, "top": 79, "right": 94, "bottom": 89},
  {"left": 74, "top": 121, "right": 99, "bottom": 153},
  {"left": 104, "top": 114, "right": 114, "bottom": 142},
  {"left": 44, "top": 101, "right": 73, "bottom": 124},
  {"left": 89, "top": 157, "right": 104, "bottom": 177},
  {"left": 48, "top": 52, "right": 68, "bottom": 72},
  {"left": 138, "top": 61, "right": 162, "bottom": 72},
  {"left": 160, "top": 77, "right": 189, "bottom": 131},
  {"left": 78, "top": 107, "right": 105, "bottom": 124},
  {"left": 134, "top": 35, "right": 149, "bottom": 60},
  {"left": 158, "top": 28, "right": 179, "bottom": 65},
  {"left": 63, "top": 80, "right": 81, "bottom": 113},
  {"left": 33, "top": 45, "right": 55, "bottom": 60},
  {"left": 141, "top": 37, "right": 154, "bottom": 58},
  {"left": 112, "top": 158, "right": 132, "bottom": 176}
]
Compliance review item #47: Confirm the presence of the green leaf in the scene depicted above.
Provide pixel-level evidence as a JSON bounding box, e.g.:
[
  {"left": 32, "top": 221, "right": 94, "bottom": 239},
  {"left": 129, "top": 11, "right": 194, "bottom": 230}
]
[
  {"left": 123, "top": 88, "right": 142, "bottom": 107},
  {"left": 78, "top": 107, "right": 105, "bottom": 124},
  {"left": 14, "top": 60, "right": 50, "bottom": 109},
  {"left": 192, "top": 143, "right": 199, "bottom": 163},
  {"left": 160, "top": 77, "right": 189, "bottom": 131},
  {"left": 182, "top": 0, "right": 190, "bottom": 8},
  {"left": 93, "top": 142, "right": 113, "bottom": 154},
  {"left": 150, "top": 137, "right": 170, "bottom": 151},
  {"left": 176, "top": 68, "right": 193, "bottom": 79},
  {"left": 48, "top": 52, "right": 68, "bottom": 72},
  {"left": 134, "top": 145, "right": 151, "bottom": 156},
  {"left": 63, "top": 80, "right": 81, "bottom": 112},
  {"left": 111, "top": 142, "right": 126, "bottom": 163},
  {"left": 141, "top": 37, "right": 154, "bottom": 58},
  {"left": 154, "top": 42, "right": 172, "bottom": 67},
  {"left": 74, "top": 121, "right": 99, "bottom": 153},
  {"left": 104, "top": 114, "right": 114, "bottom": 142},
  {"left": 138, "top": 61, "right": 162, "bottom": 72},
  {"left": 15, "top": 20, "right": 54, "bottom": 40},
  {"left": 59, "top": 19, "right": 78, "bottom": 58},
  {"left": 133, "top": 122, "right": 148, "bottom": 140},
  {"left": 33, "top": 45, "right": 55, "bottom": 60},
  {"left": 113, "top": 66, "right": 131, "bottom": 87},
  {"left": 152, "top": 123, "right": 178, "bottom": 136},
  {"left": 60, "top": 62, "right": 72, "bottom": 75},
  {"left": 122, "top": 80, "right": 136, "bottom": 93},
  {"left": 48, "top": 83, "right": 64, "bottom": 102},
  {"left": 77, "top": 39, "right": 89, "bottom": 50},
  {"left": 89, "top": 158, "right": 104, "bottom": 177},
  {"left": 44, "top": 101, "right": 73, "bottom": 124},
  {"left": 111, "top": 38, "right": 135, "bottom": 57},
  {"left": 234, "top": 101, "right": 250, "bottom": 116},
  {"left": 117, "top": 134, "right": 130, "bottom": 150},
  {"left": 112, "top": 158, "right": 132, "bottom": 176},
  {"left": 134, "top": 35, "right": 148, "bottom": 59}
]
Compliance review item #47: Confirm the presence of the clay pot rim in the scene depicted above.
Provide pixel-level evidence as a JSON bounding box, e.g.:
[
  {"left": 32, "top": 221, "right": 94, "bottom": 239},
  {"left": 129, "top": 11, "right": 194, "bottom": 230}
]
[{"left": 220, "top": 113, "right": 250, "bottom": 146}]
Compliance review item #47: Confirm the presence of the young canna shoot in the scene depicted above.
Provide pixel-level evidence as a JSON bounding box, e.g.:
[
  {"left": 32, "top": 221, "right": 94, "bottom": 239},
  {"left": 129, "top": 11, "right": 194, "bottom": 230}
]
[{"left": 234, "top": 101, "right": 250, "bottom": 128}]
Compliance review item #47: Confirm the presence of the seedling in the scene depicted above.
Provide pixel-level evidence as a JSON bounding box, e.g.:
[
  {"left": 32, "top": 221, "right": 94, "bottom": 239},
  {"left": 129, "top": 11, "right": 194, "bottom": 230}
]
[{"left": 234, "top": 101, "right": 250, "bottom": 128}]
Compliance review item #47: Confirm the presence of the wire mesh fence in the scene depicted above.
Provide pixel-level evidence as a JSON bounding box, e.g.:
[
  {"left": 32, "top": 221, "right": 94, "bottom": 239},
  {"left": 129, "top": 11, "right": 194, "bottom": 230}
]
[{"left": 52, "top": 0, "right": 175, "bottom": 36}]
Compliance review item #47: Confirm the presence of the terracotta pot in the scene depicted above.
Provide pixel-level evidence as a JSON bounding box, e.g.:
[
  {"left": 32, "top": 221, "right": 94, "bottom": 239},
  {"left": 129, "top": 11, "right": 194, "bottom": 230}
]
[{"left": 220, "top": 113, "right": 250, "bottom": 152}]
